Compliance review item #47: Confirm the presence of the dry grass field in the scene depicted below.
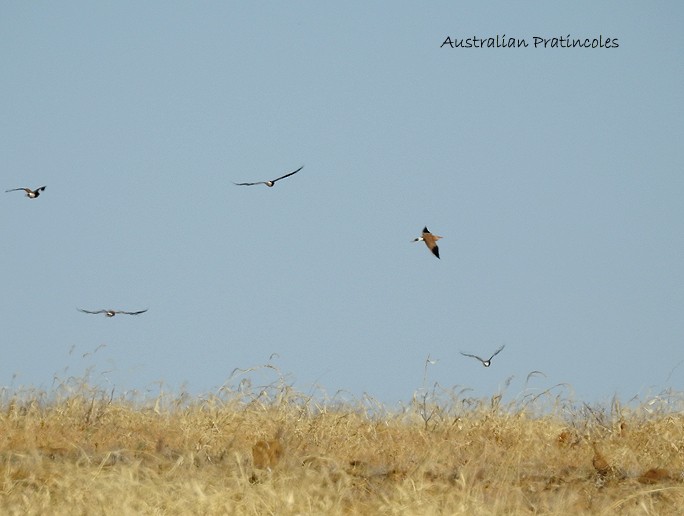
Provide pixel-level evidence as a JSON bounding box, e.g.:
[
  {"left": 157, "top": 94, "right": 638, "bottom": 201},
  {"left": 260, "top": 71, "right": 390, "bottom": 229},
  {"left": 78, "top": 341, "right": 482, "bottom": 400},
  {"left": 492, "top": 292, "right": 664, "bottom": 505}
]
[{"left": 1, "top": 373, "right": 683, "bottom": 515}]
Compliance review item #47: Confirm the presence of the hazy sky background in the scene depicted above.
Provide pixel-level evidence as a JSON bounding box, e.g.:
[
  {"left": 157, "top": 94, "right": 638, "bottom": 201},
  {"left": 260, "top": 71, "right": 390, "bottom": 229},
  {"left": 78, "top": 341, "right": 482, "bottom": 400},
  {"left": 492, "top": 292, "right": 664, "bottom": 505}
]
[{"left": 2, "top": 2, "right": 682, "bottom": 406}]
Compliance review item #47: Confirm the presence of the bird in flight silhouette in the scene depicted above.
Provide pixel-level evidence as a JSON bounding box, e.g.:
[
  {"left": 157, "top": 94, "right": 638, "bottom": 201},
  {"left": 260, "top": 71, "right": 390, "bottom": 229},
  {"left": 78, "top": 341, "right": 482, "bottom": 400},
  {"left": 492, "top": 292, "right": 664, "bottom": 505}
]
[
  {"left": 78, "top": 308, "right": 148, "bottom": 317},
  {"left": 460, "top": 345, "right": 505, "bottom": 367},
  {"left": 234, "top": 166, "right": 303, "bottom": 187},
  {"left": 5, "top": 186, "right": 46, "bottom": 198},
  {"left": 413, "top": 226, "right": 443, "bottom": 259}
]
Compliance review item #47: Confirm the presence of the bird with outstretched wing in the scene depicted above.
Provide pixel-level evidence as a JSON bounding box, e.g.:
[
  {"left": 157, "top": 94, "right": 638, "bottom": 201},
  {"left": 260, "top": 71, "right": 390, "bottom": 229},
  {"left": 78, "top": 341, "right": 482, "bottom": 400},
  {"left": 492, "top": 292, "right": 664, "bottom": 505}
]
[
  {"left": 413, "top": 226, "right": 443, "bottom": 259},
  {"left": 78, "top": 308, "right": 148, "bottom": 317},
  {"left": 234, "top": 166, "right": 303, "bottom": 187},
  {"left": 5, "top": 186, "right": 46, "bottom": 198},
  {"left": 460, "top": 345, "right": 505, "bottom": 367}
]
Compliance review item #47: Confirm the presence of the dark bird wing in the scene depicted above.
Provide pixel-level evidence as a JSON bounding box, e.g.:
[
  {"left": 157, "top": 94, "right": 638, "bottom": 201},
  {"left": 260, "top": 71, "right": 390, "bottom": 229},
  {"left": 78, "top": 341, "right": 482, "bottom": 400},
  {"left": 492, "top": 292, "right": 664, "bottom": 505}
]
[
  {"left": 5, "top": 188, "right": 26, "bottom": 193},
  {"left": 460, "top": 352, "right": 485, "bottom": 364},
  {"left": 488, "top": 345, "right": 506, "bottom": 361},
  {"left": 233, "top": 181, "right": 266, "bottom": 186},
  {"left": 431, "top": 244, "right": 440, "bottom": 259},
  {"left": 78, "top": 308, "right": 106, "bottom": 315},
  {"left": 120, "top": 309, "right": 148, "bottom": 315},
  {"left": 422, "top": 227, "right": 430, "bottom": 234},
  {"left": 270, "top": 166, "right": 303, "bottom": 183},
  {"left": 36, "top": 186, "right": 46, "bottom": 192}
]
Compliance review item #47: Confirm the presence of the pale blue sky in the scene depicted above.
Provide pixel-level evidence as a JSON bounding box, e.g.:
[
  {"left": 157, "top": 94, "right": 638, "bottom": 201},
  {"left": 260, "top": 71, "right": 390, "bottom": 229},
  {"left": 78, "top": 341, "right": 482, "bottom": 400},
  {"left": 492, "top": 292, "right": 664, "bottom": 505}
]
[{"left": 2, "top": 2, "right": 683, "bottom": 405}]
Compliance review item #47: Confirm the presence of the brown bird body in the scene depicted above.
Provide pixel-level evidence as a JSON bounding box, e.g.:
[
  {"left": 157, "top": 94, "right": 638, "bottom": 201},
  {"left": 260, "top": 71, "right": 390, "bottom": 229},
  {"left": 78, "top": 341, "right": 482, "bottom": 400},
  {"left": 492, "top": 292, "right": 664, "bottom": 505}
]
[
  {"left": 591, "top": 442, "right": 612, "bottom": 478},
  {"left": 413, "top": 226, "right": 443, "bottom": 258}
]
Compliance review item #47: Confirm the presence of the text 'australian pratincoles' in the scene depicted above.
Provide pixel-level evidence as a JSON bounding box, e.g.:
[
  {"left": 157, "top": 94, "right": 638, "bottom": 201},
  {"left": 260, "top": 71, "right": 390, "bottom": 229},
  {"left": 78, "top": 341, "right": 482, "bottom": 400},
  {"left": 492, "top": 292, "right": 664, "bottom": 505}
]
[{"left": 440, "top": 35, "right": 619, "bottom": 49}]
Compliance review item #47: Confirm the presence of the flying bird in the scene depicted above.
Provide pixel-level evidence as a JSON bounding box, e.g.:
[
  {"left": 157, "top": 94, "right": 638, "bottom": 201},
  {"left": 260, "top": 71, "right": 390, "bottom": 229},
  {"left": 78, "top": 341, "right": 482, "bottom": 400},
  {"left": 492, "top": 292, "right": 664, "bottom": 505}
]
[
  {"left": 460, "top": 345, "right": 505, "bottom": 367},
  {"left": 5, "top": 186, "right": 46, "bottom": 198},
  {"left": 413, "top": 226, "right": 442, "bottom": 259},
  {"left": 234, "top": 166, "right": 303, "bottom": 187},
  {"left": 78, "top": 308, "right": 148, "bottom": 317}
]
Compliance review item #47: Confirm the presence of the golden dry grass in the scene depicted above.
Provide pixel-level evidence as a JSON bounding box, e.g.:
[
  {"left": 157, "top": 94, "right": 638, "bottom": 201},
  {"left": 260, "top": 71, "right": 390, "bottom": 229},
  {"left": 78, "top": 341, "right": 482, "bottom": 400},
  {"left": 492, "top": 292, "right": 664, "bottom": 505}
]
[{"left": 1, "top": 377, "right": 683, "bottom": 515}]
